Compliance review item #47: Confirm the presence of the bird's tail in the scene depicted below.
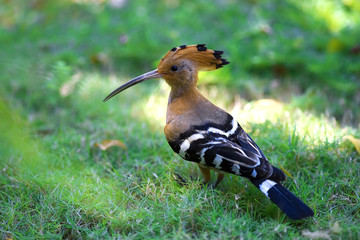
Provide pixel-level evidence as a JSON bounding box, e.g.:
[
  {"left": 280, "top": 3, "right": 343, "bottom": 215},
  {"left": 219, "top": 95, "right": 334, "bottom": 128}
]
[{"left": 250, "top": 179, "right": 314, "bottom": 220}]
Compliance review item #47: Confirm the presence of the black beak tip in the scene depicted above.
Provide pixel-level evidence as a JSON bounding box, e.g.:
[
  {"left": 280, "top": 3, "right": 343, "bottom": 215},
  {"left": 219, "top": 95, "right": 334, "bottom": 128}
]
[{"left": 103, "top": 96, "right": 110, "bottom": 102}]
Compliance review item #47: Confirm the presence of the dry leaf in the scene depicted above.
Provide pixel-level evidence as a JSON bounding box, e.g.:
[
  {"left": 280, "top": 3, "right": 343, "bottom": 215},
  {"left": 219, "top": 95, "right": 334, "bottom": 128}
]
[
  {"left": 302, "top": 230, "right": 331, "bottom": 240},
  {"left": 279, "top": 163, "right": 294, "bottom": 179},
  {"left": 94, "top": 139, "right": 127, "bottom": 151},
  {"left": 343, "top": 135, "right": 360, "bottom": 154}
]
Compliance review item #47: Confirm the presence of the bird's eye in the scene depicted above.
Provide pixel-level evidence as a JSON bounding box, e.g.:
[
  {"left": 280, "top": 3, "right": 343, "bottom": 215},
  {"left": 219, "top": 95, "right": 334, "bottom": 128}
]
[{"left": 170, "top": 65, "right": 179, "bottom": 71}]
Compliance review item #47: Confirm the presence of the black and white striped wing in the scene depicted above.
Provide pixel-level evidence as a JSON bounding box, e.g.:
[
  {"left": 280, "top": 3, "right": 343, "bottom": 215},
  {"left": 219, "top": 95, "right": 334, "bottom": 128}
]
[{"left": 168, "top": 115, "right": 273, "bottom": 180}]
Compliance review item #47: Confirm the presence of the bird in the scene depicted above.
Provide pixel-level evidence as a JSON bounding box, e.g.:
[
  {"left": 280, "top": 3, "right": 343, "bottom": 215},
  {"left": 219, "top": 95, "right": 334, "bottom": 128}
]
[{"left": 104, "top": 44, "right": 314, "bottom": 220}]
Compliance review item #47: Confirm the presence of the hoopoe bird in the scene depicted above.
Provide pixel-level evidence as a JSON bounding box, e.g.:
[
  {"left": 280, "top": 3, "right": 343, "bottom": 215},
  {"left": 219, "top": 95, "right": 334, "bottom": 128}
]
[{"left": 104, "top": 44, "right": 314, "bottom": 220}]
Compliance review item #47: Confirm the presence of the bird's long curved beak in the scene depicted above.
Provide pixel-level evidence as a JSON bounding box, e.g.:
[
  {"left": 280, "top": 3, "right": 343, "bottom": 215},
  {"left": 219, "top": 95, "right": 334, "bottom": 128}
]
[{"left": 103, "top": 69, "right": 162, "bottom": 102}]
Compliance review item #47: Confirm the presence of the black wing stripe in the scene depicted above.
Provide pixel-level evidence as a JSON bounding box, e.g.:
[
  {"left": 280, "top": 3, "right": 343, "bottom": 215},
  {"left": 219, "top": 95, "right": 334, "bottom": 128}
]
[
  {"left": 215, "top": 145, "right": 260, "bottom": 167},
  {"left": 237, "top": 133, "right": 266, "bottom": 159}
]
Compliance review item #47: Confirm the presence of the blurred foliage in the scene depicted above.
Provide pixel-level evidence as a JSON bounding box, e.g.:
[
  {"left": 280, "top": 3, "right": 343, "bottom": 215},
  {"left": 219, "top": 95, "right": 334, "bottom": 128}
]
[{"left": 1, "top": 0, "right": 359, "bottom": 125}]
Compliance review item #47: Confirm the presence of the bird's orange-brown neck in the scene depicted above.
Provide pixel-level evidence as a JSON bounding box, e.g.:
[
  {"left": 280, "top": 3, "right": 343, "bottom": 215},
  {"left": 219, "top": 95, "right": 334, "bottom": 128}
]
[
  {"left": 164, "top": 84, "right": 229, "bottom": 142},
  {"left": 166, "top": 85, "right": 200, "bottom": 123}
]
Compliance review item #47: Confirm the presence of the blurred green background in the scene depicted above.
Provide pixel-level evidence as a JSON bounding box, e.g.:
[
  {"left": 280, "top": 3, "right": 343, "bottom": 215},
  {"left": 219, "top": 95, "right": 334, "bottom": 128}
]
[
  {"left": 1, "top": 0, "right": 360, "bottom": 239},
  {"left": 1, "top": 0, "right": 359, "bottom": 126}
]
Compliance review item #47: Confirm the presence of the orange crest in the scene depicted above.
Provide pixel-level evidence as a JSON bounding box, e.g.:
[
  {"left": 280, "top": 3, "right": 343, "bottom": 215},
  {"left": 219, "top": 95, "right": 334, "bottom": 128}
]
[{"left": 158, "top": 44, "right": 229, "bottom": 72}]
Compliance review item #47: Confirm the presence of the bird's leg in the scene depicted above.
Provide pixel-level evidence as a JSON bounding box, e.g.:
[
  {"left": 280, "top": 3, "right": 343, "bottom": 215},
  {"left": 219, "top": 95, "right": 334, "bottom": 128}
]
[
  {"left": 197, "top": 164, "right": 211, "bottom": 185},
  {"left": 198, "top": 164, "right": 224, "bottom": 188},
  {"left": 213, "top": 173, "right": 225, "bottom": 188},
  {"left": 175, "top": 165, "right": 223, "bottom": 188},
  {"left": 174, "top": 164, "right": 211, "bottom": 187}
]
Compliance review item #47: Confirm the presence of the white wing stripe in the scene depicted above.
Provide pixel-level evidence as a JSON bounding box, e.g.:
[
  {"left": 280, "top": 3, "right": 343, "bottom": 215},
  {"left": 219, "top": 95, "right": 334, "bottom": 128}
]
[
  {"left": 213, "top": 155, "right": 223, "bottom": 169},
  {"left": 199, "top": 147, "right": 209, "bottom": 165},
  {"left": 207, "top": 127, "right": 226, "bottom": 136},
  {"left": 220, "top": 155, "right": 260, "bottom": 168},
  {"left": 179, "top": 140, "right": 190, "bottom": 157},
  {"left": 251, "top": 169, "right": 257, "bottom": 178},
  {"left": 231, "top": 164, "right": 241, "bottom": 175},
  {"left": 188, "top": 133, "right": 205, "bottom": 142},
  {"left": 230, "top": 145, "right": 247, "bottom": 157},
  {"left": 228, "top": 117, "right": 238, "bottom": 136},
  {"left": 207, "top": 116, "right": 239, "bottom": 137},
  {"left": 245, "top": 137, "right": 262, "bottom": 156},
  {"left": 179, "top": 133, "right": 205, "bottom": 157}
]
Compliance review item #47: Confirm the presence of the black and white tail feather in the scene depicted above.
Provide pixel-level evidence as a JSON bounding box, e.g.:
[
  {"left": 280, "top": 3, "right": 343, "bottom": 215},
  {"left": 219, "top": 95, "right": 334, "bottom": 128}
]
[
  {"left": 168, "top": 113, "right": 314, "bottom": 220},
  {"left": 251, "top": 178, "right": 314, "bottom": 220}
]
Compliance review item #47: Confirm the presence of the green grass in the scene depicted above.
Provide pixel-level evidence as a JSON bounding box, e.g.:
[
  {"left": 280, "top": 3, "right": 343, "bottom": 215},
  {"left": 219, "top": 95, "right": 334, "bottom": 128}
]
[{"left": 1, "top": 0, "right": 360, "bottom": 239}]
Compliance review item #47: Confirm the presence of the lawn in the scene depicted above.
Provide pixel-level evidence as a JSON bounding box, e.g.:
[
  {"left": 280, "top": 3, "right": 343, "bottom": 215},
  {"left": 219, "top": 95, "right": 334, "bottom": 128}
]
[{"left": 1, "top": 0, "right": 360, "bottom": 239}]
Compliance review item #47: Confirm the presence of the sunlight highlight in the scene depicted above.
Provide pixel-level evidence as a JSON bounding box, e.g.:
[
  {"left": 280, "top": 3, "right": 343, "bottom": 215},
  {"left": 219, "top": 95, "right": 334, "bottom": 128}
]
[
  {"left": 237, "top": 99, "right": 338, "bottom": 145},
  {"left": 238, "top": 99, "right": 284, "bottom": 124},
  {"left": 141, "top": 81, "right": 169, "bottom": 129},
  {"left": 291, "top": 0, "right": 358, "bottom": 33}
]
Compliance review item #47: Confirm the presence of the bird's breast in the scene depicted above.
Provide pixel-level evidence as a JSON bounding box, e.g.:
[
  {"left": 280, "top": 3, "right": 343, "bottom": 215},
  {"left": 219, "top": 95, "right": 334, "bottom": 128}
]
[{"left": 164, "top": 97, "right": 229, "bottom": 142}]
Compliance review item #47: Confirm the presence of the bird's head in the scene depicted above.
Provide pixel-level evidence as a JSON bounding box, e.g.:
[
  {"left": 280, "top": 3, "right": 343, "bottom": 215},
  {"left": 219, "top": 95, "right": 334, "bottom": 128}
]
[{"left": 103, "top": 44, "right": 229, "bottom": 101}]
